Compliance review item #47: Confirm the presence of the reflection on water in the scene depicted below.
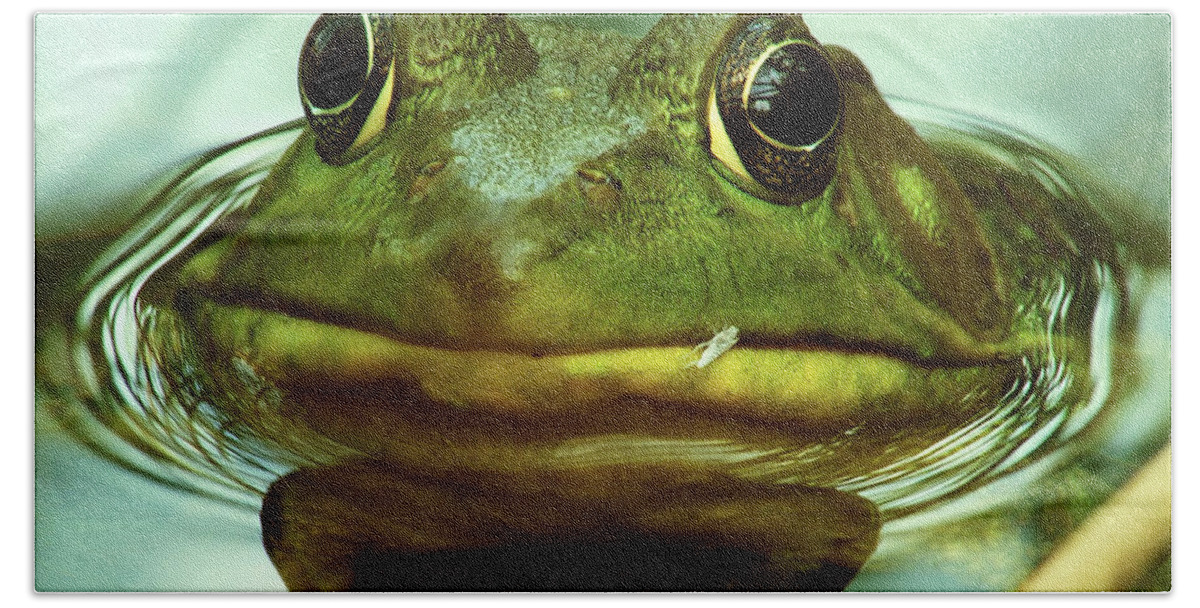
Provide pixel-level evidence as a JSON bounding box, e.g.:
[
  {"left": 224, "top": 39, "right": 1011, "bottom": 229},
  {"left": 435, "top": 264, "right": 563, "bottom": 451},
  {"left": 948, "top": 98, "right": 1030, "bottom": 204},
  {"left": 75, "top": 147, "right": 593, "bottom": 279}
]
[
  {"left": 39, "top": 98, "right": 1165, "bottom": 590},
  {"left": 69, "top": 120, "right": 312, "bottom": 503}
]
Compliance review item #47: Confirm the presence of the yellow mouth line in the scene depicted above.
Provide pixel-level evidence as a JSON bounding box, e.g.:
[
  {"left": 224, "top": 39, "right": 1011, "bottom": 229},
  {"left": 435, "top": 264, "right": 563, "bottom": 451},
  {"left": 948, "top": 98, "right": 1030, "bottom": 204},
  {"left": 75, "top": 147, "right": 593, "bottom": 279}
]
[{"left": 199, "top": 303, "right": 1019, "bottom": 430}]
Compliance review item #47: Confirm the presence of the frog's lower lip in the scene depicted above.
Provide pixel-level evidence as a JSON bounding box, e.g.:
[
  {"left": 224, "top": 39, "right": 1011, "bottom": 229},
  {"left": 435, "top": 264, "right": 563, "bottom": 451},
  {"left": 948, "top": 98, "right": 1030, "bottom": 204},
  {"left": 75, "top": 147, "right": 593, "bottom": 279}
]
[{"left": 196, "top": 302, "right": 1020, "bottom": 433}]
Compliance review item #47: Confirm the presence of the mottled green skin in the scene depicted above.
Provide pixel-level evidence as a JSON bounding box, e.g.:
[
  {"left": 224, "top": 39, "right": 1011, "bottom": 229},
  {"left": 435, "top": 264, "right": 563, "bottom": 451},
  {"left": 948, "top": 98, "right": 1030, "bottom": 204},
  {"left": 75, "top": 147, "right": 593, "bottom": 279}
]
[
  {"left": 176, "top": 14, "right": 1069, "bottom": 367},
  {"left": 142, "top": 15, "right": 1121, "bottom": 590}
]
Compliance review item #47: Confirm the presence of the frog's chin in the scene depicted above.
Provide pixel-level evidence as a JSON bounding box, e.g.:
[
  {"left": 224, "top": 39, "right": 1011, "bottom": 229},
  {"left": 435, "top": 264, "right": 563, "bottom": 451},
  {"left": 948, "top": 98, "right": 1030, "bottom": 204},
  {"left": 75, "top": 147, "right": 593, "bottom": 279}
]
[{"left": 190, "top": 301, "right": 1021, "bottom": 449}]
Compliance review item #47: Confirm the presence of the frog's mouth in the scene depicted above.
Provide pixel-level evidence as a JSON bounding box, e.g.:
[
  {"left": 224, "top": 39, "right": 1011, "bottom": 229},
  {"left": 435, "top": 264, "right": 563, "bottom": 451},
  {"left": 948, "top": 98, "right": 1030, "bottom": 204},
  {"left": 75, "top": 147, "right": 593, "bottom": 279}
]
[
  {"left": 187, "top": 301, "right": 1022, "bottom": 590},
  {"left": 190, "top": 299, "right": 1025, "bottom": 461}
]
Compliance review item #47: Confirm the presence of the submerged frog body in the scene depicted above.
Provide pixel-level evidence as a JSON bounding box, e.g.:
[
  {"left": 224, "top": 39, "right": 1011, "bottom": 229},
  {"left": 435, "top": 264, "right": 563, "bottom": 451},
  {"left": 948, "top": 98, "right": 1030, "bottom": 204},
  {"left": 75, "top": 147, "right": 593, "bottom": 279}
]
[{"left": 133, "top": 14, "right": 1118, "bottom": 590}]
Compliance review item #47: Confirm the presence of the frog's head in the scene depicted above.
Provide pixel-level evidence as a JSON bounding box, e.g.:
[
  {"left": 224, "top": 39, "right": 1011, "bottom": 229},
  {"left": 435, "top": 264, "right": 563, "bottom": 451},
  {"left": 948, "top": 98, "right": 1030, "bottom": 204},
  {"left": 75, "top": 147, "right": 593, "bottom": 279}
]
[
  {"left": 155, "top": 14, "right": 1094, "bottom": 590},
  {"left": 181, "top": 13, "right": 1016, "bottom": 368}
]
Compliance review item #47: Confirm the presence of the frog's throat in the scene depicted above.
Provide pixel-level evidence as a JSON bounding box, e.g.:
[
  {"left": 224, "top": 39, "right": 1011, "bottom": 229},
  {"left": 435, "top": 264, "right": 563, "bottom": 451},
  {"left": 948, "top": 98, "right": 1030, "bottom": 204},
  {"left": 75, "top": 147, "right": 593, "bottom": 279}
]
[{"left": 199, "top": 303, "right": 1026, "bottom": 432}]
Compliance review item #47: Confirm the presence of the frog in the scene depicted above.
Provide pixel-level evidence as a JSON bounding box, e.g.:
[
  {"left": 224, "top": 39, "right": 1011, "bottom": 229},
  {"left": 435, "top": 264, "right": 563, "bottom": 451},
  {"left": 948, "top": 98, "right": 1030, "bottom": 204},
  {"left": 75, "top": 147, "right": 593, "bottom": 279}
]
[{"left": 138, "top": 13, "right": 1118, "bottom": 591}]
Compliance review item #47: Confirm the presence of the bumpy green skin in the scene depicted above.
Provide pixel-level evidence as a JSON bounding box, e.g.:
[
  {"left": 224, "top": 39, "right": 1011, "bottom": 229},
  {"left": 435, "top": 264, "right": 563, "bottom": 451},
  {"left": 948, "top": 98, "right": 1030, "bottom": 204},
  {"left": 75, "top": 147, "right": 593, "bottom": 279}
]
[
  {"left": 177, "top": 14, "right": 1062, "bottom": 365},
  {"left": 152, "top": 13, "right": 1123, "bottom": 485},
  {"left": 148, "top": 15, "right": 1117, "bottom": 591}
]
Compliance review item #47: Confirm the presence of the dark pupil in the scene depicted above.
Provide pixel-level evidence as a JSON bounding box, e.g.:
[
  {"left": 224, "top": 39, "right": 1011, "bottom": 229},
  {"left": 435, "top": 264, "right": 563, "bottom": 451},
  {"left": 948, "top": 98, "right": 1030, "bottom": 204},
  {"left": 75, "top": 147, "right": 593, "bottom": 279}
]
[
  {"left": 303, "top": 16, "right": 370, "bottom": 110},
  {"left": 746, "top": 44, "right": 839, "bottom": 147}
]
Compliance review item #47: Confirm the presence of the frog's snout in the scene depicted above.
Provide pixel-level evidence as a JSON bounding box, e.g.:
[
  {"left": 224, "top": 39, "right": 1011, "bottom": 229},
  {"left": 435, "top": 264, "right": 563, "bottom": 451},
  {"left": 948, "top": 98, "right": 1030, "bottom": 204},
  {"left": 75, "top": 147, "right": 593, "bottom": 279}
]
[{"left": 399, "top": 152, "right": 621, "bottom": 289}]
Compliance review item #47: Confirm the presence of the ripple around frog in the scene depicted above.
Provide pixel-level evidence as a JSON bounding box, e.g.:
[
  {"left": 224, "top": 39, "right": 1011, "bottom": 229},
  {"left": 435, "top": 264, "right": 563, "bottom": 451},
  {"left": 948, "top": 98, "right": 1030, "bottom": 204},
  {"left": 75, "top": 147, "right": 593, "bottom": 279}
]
[{"left": 68, "top": 101, "right": 1125, "bottom": 518}]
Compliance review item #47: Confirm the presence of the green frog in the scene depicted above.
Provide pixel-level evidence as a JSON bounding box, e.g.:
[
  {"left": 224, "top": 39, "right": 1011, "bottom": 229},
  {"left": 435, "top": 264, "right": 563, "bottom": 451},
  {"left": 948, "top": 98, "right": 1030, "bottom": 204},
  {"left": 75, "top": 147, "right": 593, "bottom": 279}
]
[{"left": 139, "top": 14, "right": 1118, "bottom": 590}]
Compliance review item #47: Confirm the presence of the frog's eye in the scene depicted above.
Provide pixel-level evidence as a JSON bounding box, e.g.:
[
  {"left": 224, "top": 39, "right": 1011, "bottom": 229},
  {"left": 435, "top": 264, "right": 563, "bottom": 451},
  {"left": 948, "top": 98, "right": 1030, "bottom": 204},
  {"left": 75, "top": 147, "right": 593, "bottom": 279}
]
[
  {"left": 299, "top": 14, "right": 397, "bottom": 165},
  {"left": 709, "top": 17, "right": 842, "bottom": 203}
]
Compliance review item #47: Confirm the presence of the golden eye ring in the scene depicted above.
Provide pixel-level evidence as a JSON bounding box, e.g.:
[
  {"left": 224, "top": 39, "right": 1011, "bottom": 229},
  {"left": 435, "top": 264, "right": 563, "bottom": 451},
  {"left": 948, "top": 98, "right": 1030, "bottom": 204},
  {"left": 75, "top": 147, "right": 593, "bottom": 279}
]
[
  {"left": 299, "top": 13, "right": 398, "bottom": 165},
  {"left": 708, "top": 16, "right": 843, "bottom": 203}
]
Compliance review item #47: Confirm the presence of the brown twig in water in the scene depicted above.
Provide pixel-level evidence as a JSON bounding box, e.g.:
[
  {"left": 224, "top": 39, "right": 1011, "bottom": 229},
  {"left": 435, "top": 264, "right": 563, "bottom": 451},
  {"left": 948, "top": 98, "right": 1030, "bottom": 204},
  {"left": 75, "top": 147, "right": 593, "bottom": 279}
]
[{"left": 1018, "top": 443, "right": 1171, "bottom": 592}]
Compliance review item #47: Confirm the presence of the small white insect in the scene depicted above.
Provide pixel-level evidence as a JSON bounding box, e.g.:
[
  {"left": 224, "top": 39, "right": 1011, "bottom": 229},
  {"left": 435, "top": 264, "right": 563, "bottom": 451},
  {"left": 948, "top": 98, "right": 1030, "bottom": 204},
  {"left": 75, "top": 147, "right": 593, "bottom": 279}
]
[{"left": 685, "top": 326, "right": 739, "bottom": 369}]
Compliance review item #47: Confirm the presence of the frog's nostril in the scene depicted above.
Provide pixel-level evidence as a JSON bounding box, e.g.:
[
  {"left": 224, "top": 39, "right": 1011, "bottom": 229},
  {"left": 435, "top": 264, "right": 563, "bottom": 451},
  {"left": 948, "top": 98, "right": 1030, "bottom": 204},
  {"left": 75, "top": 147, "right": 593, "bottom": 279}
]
[
  {"left": 421, "top": 160, "right": 449, "bottom": 176},
  {"left": 576, "top": 168, "right": 623, "bottom": 211},
  {"left": 407, "top": 159, "right": 449, "bottom": 199}
]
